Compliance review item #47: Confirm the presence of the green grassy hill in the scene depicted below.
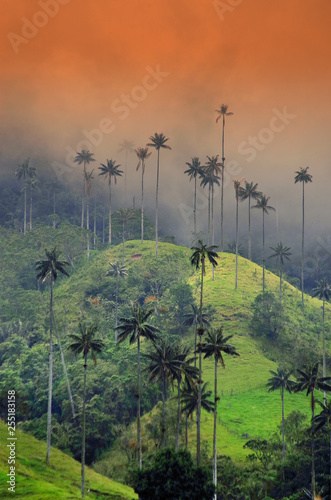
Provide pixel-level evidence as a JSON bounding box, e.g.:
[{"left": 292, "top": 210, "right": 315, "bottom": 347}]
[
  {"left": 0, "top": 420, "right": 137, "bottom": 499},
  {"left": 0, "top": 225, "right": 330, "bottom": 489}
]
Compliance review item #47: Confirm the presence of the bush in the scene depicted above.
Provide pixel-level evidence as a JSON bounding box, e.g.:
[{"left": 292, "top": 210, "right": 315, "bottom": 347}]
[{"left": 133, "top": 448, "right": 215, "bottom": 500}]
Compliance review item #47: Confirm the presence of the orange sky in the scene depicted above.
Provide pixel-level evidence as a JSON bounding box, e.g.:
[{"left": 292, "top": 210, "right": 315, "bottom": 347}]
[{"left": 1, "top": 0, "right": 331, "bottom": 244}]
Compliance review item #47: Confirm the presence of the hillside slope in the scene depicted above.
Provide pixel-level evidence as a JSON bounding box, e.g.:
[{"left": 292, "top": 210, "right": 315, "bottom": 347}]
[{"left": 0, "top": 420, "right": 137, "bottom": 499}]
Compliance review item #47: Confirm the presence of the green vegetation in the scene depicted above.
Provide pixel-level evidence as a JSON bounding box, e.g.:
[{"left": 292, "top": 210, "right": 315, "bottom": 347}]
[{"left": 0, "top": 420, "right": 137, "bottom": 499}]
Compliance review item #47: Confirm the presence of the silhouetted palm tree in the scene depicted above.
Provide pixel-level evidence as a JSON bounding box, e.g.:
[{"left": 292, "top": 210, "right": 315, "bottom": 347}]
[
  {"left": 239, "top": 181, "right": 262, "bottom": 260},
  {"left": 118, "top": 139, "right": 135, "bottom": 197},
  {"left": 36, "top": 248, "right": 69, "bottom": 464},
  {"left": 27, "top": 176, "right": 39, "bottom": 230},
  {"left": 106, "top": 261, "right": 127, "bottom": 341},
  {"left": 252, "top": 195, "right": 275, "bottom": 294},
  {"left": 294, "top": 363, "right": 331, "bottom": 498},
  {"left": 312, "top": 278, "right": 331, "bottom": 396},
  {"left": 294, "top": 167, "right": 313, "bottom": 305},
  {"left": 84, "top": 169, "right": 94, "bottom": 260},
  {"left": 215, "top": 104, "right": 233, "bottom": 251},
  {"left": 144, "top": 339, "right": 182, "bottom": 448},
  {"left": 182, "top": 304, "right": 210, "bottom": 369},
  {"left": 147, "top": 133, "right": 171, "bottom": 258},
  {"left": 200, "top": 167, "right": 220, "bottom": 251},
  {"left": 269, "top": 242, "right": 292, "bottom": 302},
  {"left": 117, "top": 303, "right": 159, "bottom": 468},
  {"left": 74, "top": 150, "right": 95, "bottom": 229},
  {"left": 190, "top": 240, "right": 218, "bottom": 466},
  {"left": 267, "top": 367, "right": 295, "bottom": 461},
  {"left": 181, "top": 381, "right": 214, "bottom": 460},
  {"left": 202, "top": 328, "right": 239, "bottom": 498},
  {"left": 15, "top": 158, "right": 36, "bottom": 234},
  {"left": 113, "top": 208, "right": 136, "bottom": 265},
  {"left": 136, "top": 146, "right": 152, "bottom": 243},
  {"left": 99, "top": 159, "right": 123, "bottom": 244},
  {"left": 184, "top": 157, "right": 203, "bottom": 236},
  {"left": 205, "top": 156, "right": 222, "bottom": 247},
  {"left": 233, "top": 178, "right": 244, "bottom": 290},
  {"left": 68, "top": 323, "right": 104, "bottom": 499}
]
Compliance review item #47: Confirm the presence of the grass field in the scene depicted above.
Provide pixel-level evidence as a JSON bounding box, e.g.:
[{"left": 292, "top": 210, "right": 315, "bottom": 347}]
[{"left": 0, "top": 420, "right": 137, "bottom": 499}]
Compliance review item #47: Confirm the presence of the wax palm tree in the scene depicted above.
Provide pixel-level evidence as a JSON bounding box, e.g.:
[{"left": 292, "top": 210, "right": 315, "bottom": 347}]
[
  {"left": 202, "top": 328, "right": 239, "bottom": 498},
  {"left": 190, "top": 240, "right": 218, "bottom": 465},
  {"left": 312, "top": 399, "right": 331, "bottom": 496},
  {"left": 233, "top": 178, "right": 245, "bottom": 290},
  {"left": 294, "top": 167, "right": 313, "bottom": 306},
  {"left": 144, "top": 339, "right": 183, "bottom": 448},
  {"left": 36, "top": 248, "right": 69, "bottom": 464},
  {"left": 46, "top": 177, "right": 62, "bottom": 229},
  {"left": 117, "top": 303, "right": 159, "bottom": 468},
  {"left": 239, "top": 181, "right": 262, "bottom": 260},
  {"left": 99, "top": 159, "right": 123, "bottom": 244},
  {"left": 118, "top": 139, "right": 135, "bottom": 197},
  {"left": 74, "top": 150, "right": 95, "bottom": 229},
  {"left": 15, "top": 158, "right": 36, "bottom": 234},
  {"left": 182, "top": 304, "right": 210, "bottom": 369},
  {"left": 106, "top": 261, "right": 127, "bottom": 341},
  {"left": 113, "top": 208, "right": 136, "bottom": 265},
  {"left": 84, "top": 169, "right": 94, "bottom": 260},
  {"left": 68, "top": 323, "right": 104, "bottom": 499},
  {"left": 200, "top": 166, "right": 220, "bottom": 246},
  {"left": 252, "top": 195, "right": 275, "bottom": 294},
  {"left": 147, "top": 133, "right": 171, "bottom": 258},
  {"left": 181, "top": 381, "right": 214, "bottom": 461},
  {"left": 267, "top": 367, "right": 295, "bottom": 462},
  {"left": 215, "top": 104, "right": 233, "bottom": 251},
  {"left": 135, "top": 147, "right": 152, "bottom": 243},
  {"left": 26, "top": 176, "right": 39, "bottom": 230},
  {"left": 269, "top": 242, "right": 292, "bottom": 303},
  {"left": 172, "top": 344, "right": 198, "bottom": 450},
  {"left": 312, "top": 278, "right": 331, "bottom": 395},
  {"left": 205, "top": 155, "right": 222, "bottom": 246},
  {"left": 294, "top": 363, "right": 331, "bottom": 498},
  {"left": 184, "top": 157, "right": 203, "bottom": 236}
]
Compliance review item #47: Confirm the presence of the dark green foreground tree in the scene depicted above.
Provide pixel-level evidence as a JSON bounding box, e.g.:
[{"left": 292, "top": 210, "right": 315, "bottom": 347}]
[
  {"left": 134, "top": 448, "right": 215, "bottom": 500},
  {"left": 68, "top": 324, "right": 104, "bottom": 499}
]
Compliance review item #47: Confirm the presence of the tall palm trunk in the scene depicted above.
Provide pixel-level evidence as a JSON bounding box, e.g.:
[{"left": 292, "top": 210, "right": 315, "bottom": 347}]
[
  {"left": 262, "top": 211, "right": 265, "bottom": 294},
  {"left": 185, "top": 412, "right": 188, "bottom": 450},
  {"left": 81, "top": 166, "right": 85, "bottom": 229},
  {"left": 197, "top": 259, "right": 204, "bottom": 466},
  {"left": 93, "top": 198, "right": 96, "bottom": 249},
  {"left": 311, "top": 392, "right": 316, "bottom": 498},
  {"left": 108, "top": 178, "right": 112, "bottom": 244},
  {"left": 175, "top": 377, "right": 181, "bottom": 450},
  {"left": 46, "top": 280, "right": 53, "bottom": 464},
  {"left": 122, "top": 222, "right": 125, "bottom": 266},
  {"left": 213, "top": 357, "right": 218, "bottom": 500},
  {"left": 221, "top": 116, "right": 225, "bottom": 252},
  {"left": 235, "top": 194, "right": 239, "bottom": 290},
  {"left": 155, "top": 149, "right": 160, "bottom": 258},
  {"left": 248, "top": 195, "right": 252, "bottom": 260},
  {"left": 161, "top": 373, "right": 166, "bottom": 448},
  {"left": 301, "top": 183, "right": 305, "bottom": 305},
  {"left": 194, "top": 318, "right": 197, "bottom": 369},
  {"left": 115, "top": 275, "right": 119, "bottom": 342},
  {"left": 53, "top": 192, "right": 56, "bottom": 229},
  {"left": 323, "top": 299, "right": 326, "bottom": 403},
  {"left": 281, "top": 386, "right": 285, "bottom": 462},
  {"left": 81, "top": 355, "right": 87, "bottom": 498},
  {"left": 141, "top": 168, "right": 144, "bottom": 243},
  {"left": 212, "top": 184, "right": 215, "bottom": 281},
  {"left": 29, "top": 189, "right": 33, "bottom": 230},
  {"left": 279, "top": 265, "right": 283, "bottom": 304},
  {"left": 207, "top": 185, "right": 211, "bottom": 245},
  {"left": 137, "top": 333, "right": 142, "bottom": 469},
  {"left": 194, "top": 176, "right": 197, "bottom": 235},
  {"left": 24, "top": 185, "right": 27, "bottom": 234},
  {"left": 86, "top": 198, "right": 90, "bottom": 261},
  {"left": 52, "top": 312, "right": 75, "bottom": 418}
]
